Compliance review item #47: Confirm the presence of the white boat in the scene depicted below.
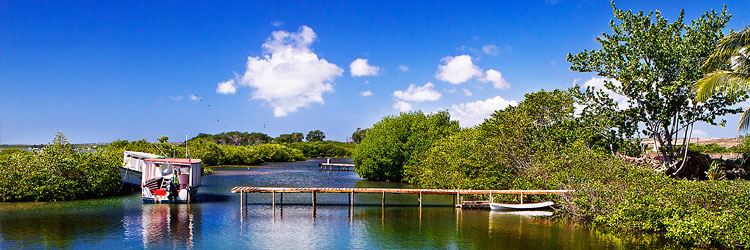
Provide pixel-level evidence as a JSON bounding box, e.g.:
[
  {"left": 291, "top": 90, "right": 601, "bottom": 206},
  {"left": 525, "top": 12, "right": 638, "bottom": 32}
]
[
  {"left": 489, "top": 201, "right": 554, "bottom": 210},
  {"left": 141, "top": 158, "right": 202, "bottom": 203},
  {"left": 121, "top": 151, "right": 163, "bottom": 188}
]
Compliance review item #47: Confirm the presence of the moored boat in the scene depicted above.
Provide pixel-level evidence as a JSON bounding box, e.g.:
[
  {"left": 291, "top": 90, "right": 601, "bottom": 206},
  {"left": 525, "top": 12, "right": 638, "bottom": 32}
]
[
  {"left": 489, "top": 201, "right": 554, "bottom": 210},
  {"left": 121, "top": 151, "right": 164, "bottom": 188},
  {"left": 141, "top": 158, "right": 202, "bottom": 203}
]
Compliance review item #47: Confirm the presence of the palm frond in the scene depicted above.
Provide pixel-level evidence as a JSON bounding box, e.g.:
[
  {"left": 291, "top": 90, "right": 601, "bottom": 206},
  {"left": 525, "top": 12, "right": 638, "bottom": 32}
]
[
  {"left": 694, "top": 71, "right": 750, "bottom": 102},
  {"left": 703, "top": 26, "right": 750, "bottom": 72},
  {"left": 739, "top": 109, "right": 750, "bottom": 132}
]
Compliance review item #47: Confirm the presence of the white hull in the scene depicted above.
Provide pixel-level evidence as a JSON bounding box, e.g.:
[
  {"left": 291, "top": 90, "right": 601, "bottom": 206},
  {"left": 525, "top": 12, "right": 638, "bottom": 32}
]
[{"left": 489, "top": 201, "right": 554, "bottom": 210}]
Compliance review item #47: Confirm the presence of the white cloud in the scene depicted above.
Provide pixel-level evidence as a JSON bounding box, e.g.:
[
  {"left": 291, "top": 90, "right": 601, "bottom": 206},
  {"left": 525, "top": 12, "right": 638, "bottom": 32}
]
[
  {"left": 169, "top": 96, "right": 183, "bottom": 101},
  {"left": 446, "top": 88, "right": 457, "bottom": 93},
  {"left": 271, "top": 21, "right": 283, "bottom": 27},
  {"left": 189, "top": 94, "right": 201, "bottom": 101},
  {"left": 450, "top": 96, "right": 518, "bottom": 127},
  {"left": 226, "top": 25, "right": 343, "bottom": 117},
  {"left": 393, "top": 82, "right": 441, "bottom": 102},
  {"left": 577, "top": 77, "right": 629, "bottom": 110},
  {"left": 462, "top": 88, "right": 472, "bottom": 96},
  {"left": 692, "top": 129, "right": 710, "bottom": 138},
  {"left": 481, "top": 69, "right": 510, "bottom": 90},
  {"left": 435, "top": 55, "right": 482, "bottom": 84},
  {"left": 397, "top": 65, "right": 409, "bottom": 72},
  {"left": 350, "top": 58, "right": 380, "bottom": 76},
  {"left": 360, "top": 90, "right": 373, "bottom": 97},
  {"left": 482, "top": 44, "right": 499, "bottom": 55},
  {"left": 216, "top": 79, "right": 237, "bottom": 94},
  {"left": 393, "top": 101, "right": 412, "bottom": 112}
]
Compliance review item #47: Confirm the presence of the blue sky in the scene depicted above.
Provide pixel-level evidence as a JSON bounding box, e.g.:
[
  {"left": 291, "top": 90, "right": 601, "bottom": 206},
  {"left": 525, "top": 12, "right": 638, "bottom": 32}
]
[{"left": 2, "top": 0, "right": 750, "bottom": 144}]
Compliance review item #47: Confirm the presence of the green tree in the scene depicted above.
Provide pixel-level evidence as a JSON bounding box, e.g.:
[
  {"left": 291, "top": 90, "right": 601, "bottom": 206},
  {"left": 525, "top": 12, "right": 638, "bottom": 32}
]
[
  {"left": 567, "top": 2, "right": 742, "bottom": 172},
  {"left": 305, "top": 130, "right": 326, "bottom": 142},
  {"left": 275, "top": 132, "right": 303, "bottom": 143},
  {"left": 351, "top": 128, "right": 368, "bottom": 144},
  {"left": 354, "top": 110, "right": 459, "bottom": 181},
  {"left": 694, "top": 26, "right": 750, "bottom": 131},
  {"left": 157, "top": 136, "right": 169, "bottom": 143}
]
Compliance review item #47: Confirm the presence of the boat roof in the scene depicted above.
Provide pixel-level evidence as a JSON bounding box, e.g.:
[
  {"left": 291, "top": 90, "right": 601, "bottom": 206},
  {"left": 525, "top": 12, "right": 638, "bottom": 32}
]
[{"left": 144, "top": 158, "right": 201, "bottom": 164}]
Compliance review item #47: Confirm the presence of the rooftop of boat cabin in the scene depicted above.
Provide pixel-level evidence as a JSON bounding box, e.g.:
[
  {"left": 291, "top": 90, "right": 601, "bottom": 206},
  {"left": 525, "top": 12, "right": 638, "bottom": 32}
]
[{"left": 144, "top": 158, "right": 201, "bottom": 164}]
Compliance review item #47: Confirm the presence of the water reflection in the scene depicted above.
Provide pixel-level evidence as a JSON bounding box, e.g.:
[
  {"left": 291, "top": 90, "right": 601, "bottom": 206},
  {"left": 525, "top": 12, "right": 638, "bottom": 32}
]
[
  {"left": 1, "top": 160, "right": 691, "bottom": 249},
  {"left": 141, "top": 204, "right": 201, "bottom": 249}
]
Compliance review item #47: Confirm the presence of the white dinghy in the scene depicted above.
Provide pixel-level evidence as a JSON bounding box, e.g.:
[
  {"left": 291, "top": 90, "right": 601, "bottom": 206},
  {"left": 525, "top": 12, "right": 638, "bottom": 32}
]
[{"left": 489, "top": 201, "right": 554, "bottom": 210}]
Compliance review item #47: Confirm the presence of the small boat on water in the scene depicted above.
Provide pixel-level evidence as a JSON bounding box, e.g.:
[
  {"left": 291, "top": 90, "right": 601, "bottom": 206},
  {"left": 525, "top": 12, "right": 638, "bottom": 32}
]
[
  {"left": 121, "top": 151, "right": 163, "bottom": 188},
  {"left": 489, "top": 201, "right": 554, "bottom": 210},
  {"left": 141, "top": 157, "right": 202, "bottom": 203}
]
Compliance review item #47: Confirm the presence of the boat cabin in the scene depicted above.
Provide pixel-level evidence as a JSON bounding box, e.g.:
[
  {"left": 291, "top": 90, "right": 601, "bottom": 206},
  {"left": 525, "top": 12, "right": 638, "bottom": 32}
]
[{"left": 141, "top": 158, "right": 202, "bottom": 203}]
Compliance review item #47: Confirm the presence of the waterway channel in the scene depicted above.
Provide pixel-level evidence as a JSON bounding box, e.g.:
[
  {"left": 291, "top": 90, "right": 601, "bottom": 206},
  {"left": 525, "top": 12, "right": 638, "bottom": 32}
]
[{"left": 0, "top": 159, "right": 687, "bottom": 249}]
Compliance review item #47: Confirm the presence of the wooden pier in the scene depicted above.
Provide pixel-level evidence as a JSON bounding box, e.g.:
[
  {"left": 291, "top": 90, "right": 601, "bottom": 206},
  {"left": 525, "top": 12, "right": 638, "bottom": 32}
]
[
  {"left": 319, "top": 158, "right": 355, "bottom": 171},
  {"left": 231, "top": 187, "right": 574, "bottom": 208}
]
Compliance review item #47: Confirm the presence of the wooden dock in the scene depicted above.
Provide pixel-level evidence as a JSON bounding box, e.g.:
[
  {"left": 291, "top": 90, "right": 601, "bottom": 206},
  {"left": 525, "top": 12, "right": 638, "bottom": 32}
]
[
  {"left": 319, "top": 163, "right": 356, "bottom": 171},
  {"left": 231, "top": 187, "right": 574, "bottom": 208}
]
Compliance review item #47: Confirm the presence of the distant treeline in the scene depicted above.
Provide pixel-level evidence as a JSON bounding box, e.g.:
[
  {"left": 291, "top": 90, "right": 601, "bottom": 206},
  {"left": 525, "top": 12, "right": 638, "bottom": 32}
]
[{"left": 190, "top": 130, "right": 331, "bottom": 145}]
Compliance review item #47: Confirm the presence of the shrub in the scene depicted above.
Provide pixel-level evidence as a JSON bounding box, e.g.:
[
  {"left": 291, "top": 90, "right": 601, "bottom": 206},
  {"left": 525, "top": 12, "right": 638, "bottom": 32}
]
[
  {"left": 354, "top": 110, "right": 459, "bottom": 181},
  {"left": 0, "top": 132, "right": 121, "bottom": 201}
]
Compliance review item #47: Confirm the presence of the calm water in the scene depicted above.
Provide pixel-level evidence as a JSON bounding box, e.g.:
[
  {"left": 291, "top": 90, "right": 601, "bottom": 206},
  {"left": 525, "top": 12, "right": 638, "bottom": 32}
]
[{"left": 0, "top": 159, "right": 685, "bottom": 249}]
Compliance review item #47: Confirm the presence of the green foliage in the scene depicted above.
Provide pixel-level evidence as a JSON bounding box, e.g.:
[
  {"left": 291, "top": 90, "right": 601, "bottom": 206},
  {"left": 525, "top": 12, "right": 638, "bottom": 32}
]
[
  {"left": 0, "top": 132, "right": 121, "bottom": 201},
  {"left": 106, "top": 138, "right": 304, "bottom": 166},
  {"left": 687, "top": 143, "right": 731, "bottom": 153},
  {"left": 567, "top": 2, "right": 743, "bottom": 167},
  {"left": 157, "top": 136, "right": 169, "bottom": 143},
  {"left": 354, "top": 110, "right": 459, "bottom": 181},
  {"left": 305, "top": 130, "right": 326, "bottom": 142},
  {"left": 275, "top": 132, "right": 304, "bottom": 143},
  {"left": 351, "top": 128, "right": 368, "bottom": 144},
  {"left": 0, "top": 148, "right": 31, "bottom": 156},
  {"left": 397, "top": 88, "right": 750, "bottom": 248},
  {"left": 285, "top": 141, "right": 354, "bottom": 158},
  {"left": 191, "top": 131, "right": 273, "bottom": 146}
]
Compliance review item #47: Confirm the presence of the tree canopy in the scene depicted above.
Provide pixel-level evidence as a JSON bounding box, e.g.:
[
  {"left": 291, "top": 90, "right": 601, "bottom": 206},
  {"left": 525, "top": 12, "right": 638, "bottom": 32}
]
[
  {"left": 305, "top": 130, "right": 326, "bottom": 142},
  {"left": 354, "top": 110, "right": 459, "bottom": 181},
  {"left": 351, "top": 128, "right": 368, "bottom": 144},
  {"left": 275, "top": 133, "right": 304, "bottom": 143},
  {"left": 567, "top": 2, "right": 743, "bottom": 169}
]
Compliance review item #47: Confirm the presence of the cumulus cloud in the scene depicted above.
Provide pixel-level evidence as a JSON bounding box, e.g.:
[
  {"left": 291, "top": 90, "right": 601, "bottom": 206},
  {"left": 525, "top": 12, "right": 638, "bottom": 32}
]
[
  {"left": 350, "top": 58, "right": 380, "bottom": 76},
  {"left": 481, "top": 69, "right": 510, "bottom": 89},
  {"left": 393, "top": 82, "right": 441, "bottom": 102},
  {"left": 189, "top": 94, "right": 202, "bottom": 101},
  {"left": 169, "top": 96, "right": 183, "bottom": 101},
  {"left": 393, "top": 101, "right": 412, "bottom": 112},
  {"left": 216, "top": 79, "right": 237, "bottom": 94},
  {"left": 224, "top": 26, "right": 343, "bottom": 117},
  {"left": 360, "top": 90, "right": 373, "bottom": 97},
  {"left": 462, "top": 88, "right": 472, "bottom": 96},
  {"left": 392, "top": 82, "right": 441, "bottom": 112},
  {"left": 482, "top": 44, "right": 499, "bottom": 55},
  {"left": 271, "top": 21, "right": 284, "bottom": 27},
  {"left": 692, "top": 129, "right": 710, "bottom": 138},
  {"left": 450, "top": 96, "right": 518, "bottom": 127},
  {"left": 435, "top": 55, "right": 482, "bottom": 84},
  {"left": 397, "top": 65, "right": 409, "bottom": 72},
  {"left": 577, "top": 77, "right": 629, "bottom": 110}
]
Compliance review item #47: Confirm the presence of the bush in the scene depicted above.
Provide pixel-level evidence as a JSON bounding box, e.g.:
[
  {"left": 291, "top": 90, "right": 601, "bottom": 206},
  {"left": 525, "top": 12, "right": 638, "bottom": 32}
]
[
  {"left": 354, "top": 110, "right": 459, "bottom": 181},
  {"left": 402, "top": 89, "right": 750, "bottom": 248},
  {"left": 285, "top": 141, "right": 354, "bottom": 158},
  {"left": 0, "top": 132, "right": 121, "bottom": 201}
]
